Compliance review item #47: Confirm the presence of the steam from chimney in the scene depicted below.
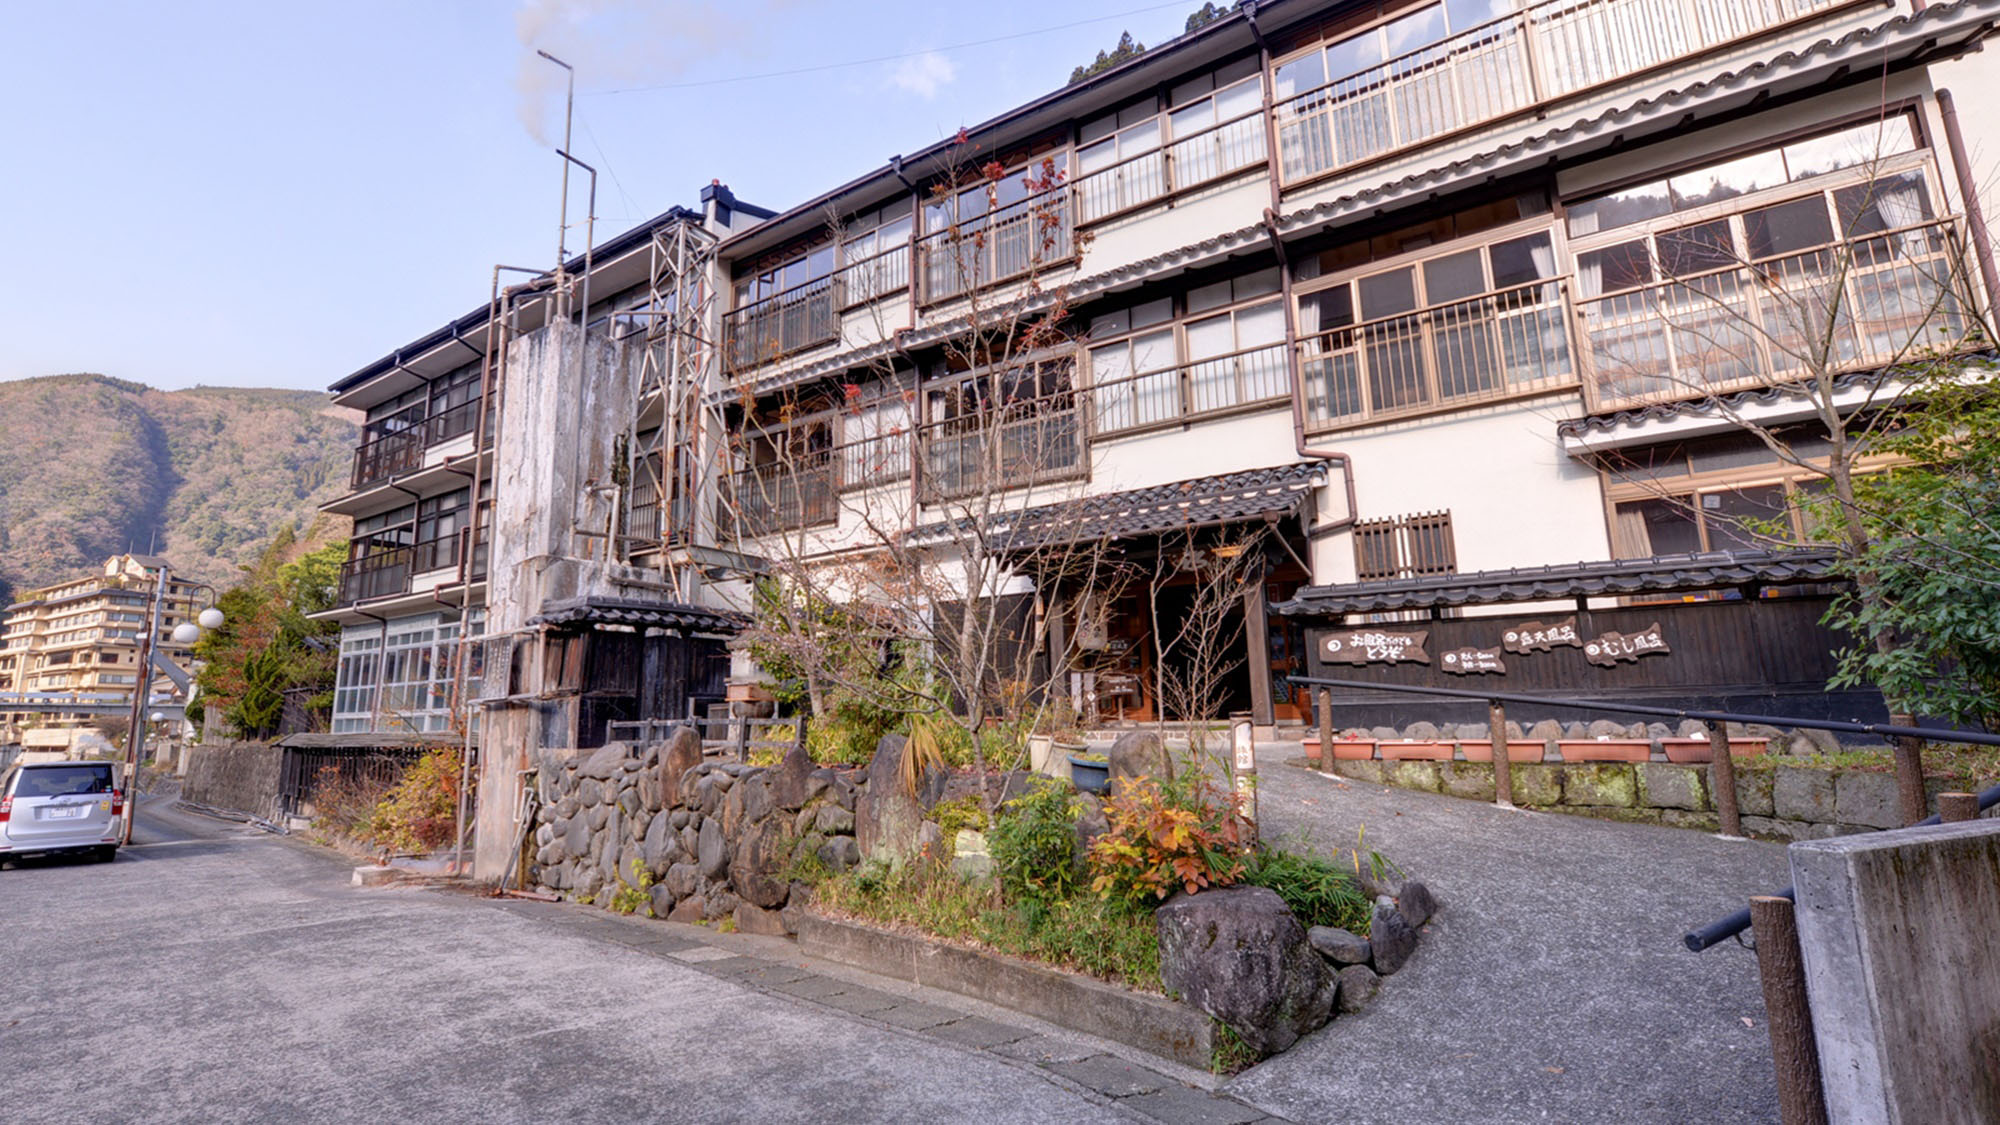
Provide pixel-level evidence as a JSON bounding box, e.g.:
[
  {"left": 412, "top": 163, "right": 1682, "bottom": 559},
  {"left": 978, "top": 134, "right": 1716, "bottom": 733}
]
[{"left": 514, "top": 0, "right": 778, "bottom": 144}]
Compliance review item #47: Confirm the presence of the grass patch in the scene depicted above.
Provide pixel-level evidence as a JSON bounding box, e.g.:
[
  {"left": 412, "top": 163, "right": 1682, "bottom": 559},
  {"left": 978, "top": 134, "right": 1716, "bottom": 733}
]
[
  {"left": 1209, "top": 1019, "right": 1261, "bottom": 1074},
  {"left": 814, "top": 859, "right": 1162, "bottom": 993},
  {"left": 1243, "top": 846, "right": 1372, "bottom": 934}
]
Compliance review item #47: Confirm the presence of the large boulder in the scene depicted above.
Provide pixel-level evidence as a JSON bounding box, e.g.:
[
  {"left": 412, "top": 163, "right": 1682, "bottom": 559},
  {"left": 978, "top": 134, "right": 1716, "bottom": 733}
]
[
  {"left": 1156, "top": 886, "right": 1336, "bottom": 1055},
  {"left": 856, "top": 734, "right": 923, "bottom": 864},
  {"left": 767, "top": 743, "right": 818, "bottom": 811},
  {"left": 731, "top": 819, "right": 791, "bottom": 909},
  {"left": 697, "top": 817, "right": 730, "bottom": 880},
  {"left": 577, "top": 742, "right": 631, "bottom": 780},
  {"left": 1107, "top": 731, "right": 1172, "bottom": 796}
]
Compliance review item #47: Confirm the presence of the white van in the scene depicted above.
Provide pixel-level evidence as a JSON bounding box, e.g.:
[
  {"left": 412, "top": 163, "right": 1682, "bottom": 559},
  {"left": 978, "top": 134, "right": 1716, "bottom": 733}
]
[{"left": 0, "top": 759, "right": 123, "bottom": 865}]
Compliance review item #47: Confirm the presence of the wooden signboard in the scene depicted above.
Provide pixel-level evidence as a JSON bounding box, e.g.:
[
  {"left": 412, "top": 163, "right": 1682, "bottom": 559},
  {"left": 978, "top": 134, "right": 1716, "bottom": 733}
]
[
  {"left": 1321, "top": 629, "right": 1429, "bottom": 666},
  {"left": 1584, "top": 622, "right": 1670, "bottom": 666},
  {"left": 1501, "top": 617, "right": 1583, "bottom": 655},
  {"left": 1439, "top": 646, "right": 1506, "bottom": 675}
]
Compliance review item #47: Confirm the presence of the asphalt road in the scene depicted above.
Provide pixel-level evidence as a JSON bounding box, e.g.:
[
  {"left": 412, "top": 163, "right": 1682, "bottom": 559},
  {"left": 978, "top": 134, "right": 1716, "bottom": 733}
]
[{"left": 0, "top": 795, "right": 1228, "bottom": 1125}]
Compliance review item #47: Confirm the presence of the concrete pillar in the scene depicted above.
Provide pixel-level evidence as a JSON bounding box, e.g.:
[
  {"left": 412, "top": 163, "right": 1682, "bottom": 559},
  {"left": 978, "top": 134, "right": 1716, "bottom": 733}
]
[{"left": 1789, "top": 820, "right": 2000, "bottom": 1125}]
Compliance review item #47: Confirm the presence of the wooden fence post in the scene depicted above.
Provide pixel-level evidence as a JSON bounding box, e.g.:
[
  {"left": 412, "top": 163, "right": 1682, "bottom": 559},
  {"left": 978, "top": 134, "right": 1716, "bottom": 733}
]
[
  {"left": 1316, "top": 688, "right": 1333, "bottom": 771},
  {"left": 1750, "top": 895, "right": 1829, "bottom": 1125},
  {"left": 1938, "top": 792, "right": 1978, "bottom": 823},
  {"left": 1489, "top": 698, "right": 1513, "bottom": 808},
  {"left": 1708, "top": 721, "right": 1743, "bottom": 838}
]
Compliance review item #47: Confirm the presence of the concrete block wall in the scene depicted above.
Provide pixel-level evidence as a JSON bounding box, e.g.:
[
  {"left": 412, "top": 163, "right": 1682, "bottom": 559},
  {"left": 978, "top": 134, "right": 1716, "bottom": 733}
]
[{"left": 181, "top": 741, "right": 282, "bottom": 822}]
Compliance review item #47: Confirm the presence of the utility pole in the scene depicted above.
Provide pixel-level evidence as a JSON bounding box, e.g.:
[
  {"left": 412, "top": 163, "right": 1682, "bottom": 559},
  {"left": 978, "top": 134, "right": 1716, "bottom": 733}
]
[{"left": 119, "top": 567, "right": 167, "bottom": 845}]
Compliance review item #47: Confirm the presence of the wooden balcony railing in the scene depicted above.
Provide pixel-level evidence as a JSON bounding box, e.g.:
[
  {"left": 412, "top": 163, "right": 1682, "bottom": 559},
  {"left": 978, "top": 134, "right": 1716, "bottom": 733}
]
[
  {"left": 1579, "top": 217, "right": 1978, "bottom": 412},
  {"left": 723, "top": 275, "right": 839, "bottom": 374},
  {"left": 917, "top": 405, "right": 1085, "bottom": 503},
  {"left": 919, "top": 185, "right": 1074, "bottom": 304},
  {"left": 1301, "top": 278, "right": 1576, "bottom": 430},
  {"left": 1276, "top": 0, "right": 1842, "bottom": 186},
  {"left": 1091, "top": 341, "right": 1291, "bottom": 435},
  {"left": 1074, "top": 109, "right": 1266, "bottom": 226},
  {"left": 725, "top": 456, "right": 839, "bottom": 537}
]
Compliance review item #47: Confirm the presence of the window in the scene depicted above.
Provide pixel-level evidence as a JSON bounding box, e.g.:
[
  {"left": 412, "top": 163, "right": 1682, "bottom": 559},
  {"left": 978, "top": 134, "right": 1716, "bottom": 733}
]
[
  {"left": 1571, "top": 116, "right": 1959, "bottom": 410},
  {"left": 332, "top": 634, "right": 381, "bottom": 733},
  {"left": 840, "top": 389, "right": 914, "bottom": 487},
  {"left": 1299, "top": 227, "right": 1569, "bottom": 427},
  {"left": 413, "top": 489, "right": 469, "bottom": 573},
  {"left": 1087, "top": 269, "right": 1294, "bottom": 437},
  {"left": 1089, "top": 299, "right": 1177, "bottom": 432},
  {"left": 839, "top": 199, "right": 914, "bottom": 304},
  {"left": 727, "top": 241, "right": 839, "bottom": 371},
  {"left": 1077, "top": 98, "right": 1165, "bottom": 222},
  {"left": 425, "top": 363, "right": 483, "bottom": 443},
  {"left": 342, "top": 505, "right": 416, "bottom": 603},
  {"left": 1354, "top": 511, "right": 1456, "bottom": 580}
]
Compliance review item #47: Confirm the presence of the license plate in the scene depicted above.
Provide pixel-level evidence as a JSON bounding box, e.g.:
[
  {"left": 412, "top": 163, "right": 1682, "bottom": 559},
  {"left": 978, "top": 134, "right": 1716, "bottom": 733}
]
[{"left": 42, "top": 805, "right": 86, "bottom": 819}]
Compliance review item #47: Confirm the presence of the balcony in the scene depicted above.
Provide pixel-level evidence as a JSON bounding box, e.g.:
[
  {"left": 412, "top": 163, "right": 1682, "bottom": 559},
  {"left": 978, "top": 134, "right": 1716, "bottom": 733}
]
[
  {"left": 1073, "top": 108, "right": 1266, "bottom": 226},
  {"left": 349, "top": 397, "right": 489, "bottom": 490},
  {"left": 337, "top": 548, "right": 412, "bottom": 605},
  {"left": 1092, "top": 341, "right": 1291, "bottom": 436},
  {"left": 723, "top": 275, "right": 838, "bottom": 375},
  {"left": 918, "top": 406, "right": 1085, "bottom": 503},
  {"left": 919, "top": 184, "right": 1074, "bottom": 304},
  {"left": 1301, "top": 278, "right": 1577, "bottom": 430},
  {"left": 1579, "top": 218, "right": 1977, "bottom": 412},
  {"left": 1275, "top": 0, "right": 1843, "bottom": 187},
  {"left": 724, "top": 456, "right": 839, "bottom": 537}
]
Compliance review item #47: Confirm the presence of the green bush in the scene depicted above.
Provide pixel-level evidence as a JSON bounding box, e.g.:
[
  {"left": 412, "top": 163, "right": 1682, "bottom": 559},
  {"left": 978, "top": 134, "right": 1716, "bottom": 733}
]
[
  {"left": 987, "top": 778, "right": 1080, "bottom": 902},
  {"left": 1244, "top": 846, "right": 1372, "bottom": 934}
]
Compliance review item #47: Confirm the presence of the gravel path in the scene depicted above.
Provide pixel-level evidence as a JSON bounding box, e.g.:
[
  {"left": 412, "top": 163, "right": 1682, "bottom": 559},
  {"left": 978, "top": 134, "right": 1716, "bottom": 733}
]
[{"left": 1226, "top": 747, "right": 1792, "bottom": 1125}]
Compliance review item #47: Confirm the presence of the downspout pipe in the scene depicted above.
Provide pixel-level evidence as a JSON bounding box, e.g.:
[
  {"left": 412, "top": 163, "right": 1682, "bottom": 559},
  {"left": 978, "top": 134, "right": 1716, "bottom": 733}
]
[
  {"left": 1936, "top": 88, "right": 2000, "bottom": 322},
  {"left": 1247, "top": 2, "right": 1359, "bottom": 542}
]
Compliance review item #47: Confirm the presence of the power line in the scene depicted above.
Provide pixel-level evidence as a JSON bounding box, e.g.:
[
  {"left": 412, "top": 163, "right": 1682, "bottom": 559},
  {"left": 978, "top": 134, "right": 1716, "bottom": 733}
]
[{"left": 581, "top": 1, "right": 1190, "bottom": 95}]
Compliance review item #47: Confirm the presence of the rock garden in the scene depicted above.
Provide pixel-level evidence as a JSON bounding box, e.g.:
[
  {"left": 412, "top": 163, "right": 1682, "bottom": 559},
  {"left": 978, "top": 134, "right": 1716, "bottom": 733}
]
[{"left": 525, "top": 724, "right": 1436, "bottom": 1071}]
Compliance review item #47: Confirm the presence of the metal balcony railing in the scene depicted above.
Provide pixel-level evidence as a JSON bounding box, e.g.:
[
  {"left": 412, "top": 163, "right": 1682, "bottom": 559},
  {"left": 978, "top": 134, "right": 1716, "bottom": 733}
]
[
  {"left": 723, "top": 275, "right": 839, "bottom": 374},
  {"left": 919, "top": 184, "right": 1074, "bottom": 304},
  {"left": 917, "top": 405, "right": 1085, "bottom": 503},
  {"left": 1091, "top": 341, "right": 1291, "bottom": 436},
  {"left": 1275, "top": 0, "right": 1843, "bottom": 186},
  {"left": 1300, "top": 278, "right": 1576, "bottom": 430},
  {"left": 725, "top": 456, "right": 839, "bottom": 536},
  {"left": 337, "top": 548, "right": 413, "bottom": 605},
  {"left": 1073, "top": 108, "right": 1266, "bottom": 226},
  {"left": 1579, "top": 218, "right": 1977, "bottom": 412}
]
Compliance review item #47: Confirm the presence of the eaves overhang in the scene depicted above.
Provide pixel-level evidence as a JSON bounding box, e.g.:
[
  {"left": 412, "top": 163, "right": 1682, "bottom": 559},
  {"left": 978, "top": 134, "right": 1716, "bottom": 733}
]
[{"left": 718, "top": 0, "right": 2000, "bottom": 405}]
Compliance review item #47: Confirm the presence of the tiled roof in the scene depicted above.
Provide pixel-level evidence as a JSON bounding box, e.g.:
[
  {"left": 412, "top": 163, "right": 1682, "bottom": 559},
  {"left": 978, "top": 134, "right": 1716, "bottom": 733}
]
[
  {"left": 910, "top": 463, "right": 1327, "bottom": 550},
  {"left": 720, "top": 0, "right": 1999, "bottom": 403},
  {"left": 1553, "top": 363, "right": 1996, "bottom": 438},
  {"left": 1272, "top": 548, "right": 1842, "bottom": 617},
  {"left": 526, "top": 596, "right": 748, "bottom": 634}
]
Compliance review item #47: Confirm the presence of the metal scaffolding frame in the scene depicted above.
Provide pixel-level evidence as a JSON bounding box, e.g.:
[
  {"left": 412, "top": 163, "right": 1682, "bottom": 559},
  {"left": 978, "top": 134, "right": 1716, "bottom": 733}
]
[{"left": 624, "top": 217, "right": 720, "bottom": 599}]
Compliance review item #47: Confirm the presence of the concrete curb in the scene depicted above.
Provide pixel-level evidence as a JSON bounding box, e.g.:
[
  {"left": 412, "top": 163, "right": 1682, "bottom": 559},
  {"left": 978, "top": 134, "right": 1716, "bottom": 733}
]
[{"left": 796, "top": 913, "right": 1213, "bottom": 1070}]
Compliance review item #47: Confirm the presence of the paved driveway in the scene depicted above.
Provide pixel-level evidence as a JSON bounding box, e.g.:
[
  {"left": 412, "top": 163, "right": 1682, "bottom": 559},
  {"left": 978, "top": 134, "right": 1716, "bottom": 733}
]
[{"left": 1225, "top": 748, "right": 1792, "bottom": 1125}]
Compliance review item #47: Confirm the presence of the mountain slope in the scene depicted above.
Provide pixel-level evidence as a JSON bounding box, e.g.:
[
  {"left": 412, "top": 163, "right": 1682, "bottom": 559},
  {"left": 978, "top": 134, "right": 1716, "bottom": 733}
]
[{"left": 0, "top": 374, "right": 357, "bottom": 602}]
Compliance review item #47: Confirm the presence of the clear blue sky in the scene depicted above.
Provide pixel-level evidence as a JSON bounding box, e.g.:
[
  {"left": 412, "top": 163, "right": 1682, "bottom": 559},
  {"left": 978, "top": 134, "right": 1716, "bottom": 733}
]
[{"left": 1, "top": 0, "right": 1201, "bottom": 393}]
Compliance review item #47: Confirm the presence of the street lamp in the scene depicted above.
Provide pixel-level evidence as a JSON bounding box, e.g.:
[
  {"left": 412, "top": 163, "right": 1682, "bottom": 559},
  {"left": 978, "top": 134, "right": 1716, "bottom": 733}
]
[{"left": 120, "top": 575, "right": 221, "bottom": 844}]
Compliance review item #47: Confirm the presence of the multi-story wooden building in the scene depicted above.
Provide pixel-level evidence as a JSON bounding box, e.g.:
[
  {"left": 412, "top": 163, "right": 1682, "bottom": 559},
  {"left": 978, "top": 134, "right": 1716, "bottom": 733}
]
[{"left": 317, "top": 0, "right": 2000, "bottom": 876}]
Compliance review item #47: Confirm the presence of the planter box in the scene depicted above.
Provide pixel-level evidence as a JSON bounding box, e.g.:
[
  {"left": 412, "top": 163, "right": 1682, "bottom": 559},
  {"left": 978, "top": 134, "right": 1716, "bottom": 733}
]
[
  {"left": 1301, "top": 737, "right": 1322, "bottom": 766},
  {"left": 1459, "top": 740, "right": 1545, "bottom": 763},
  {"left": 1379, "top": 740, "right": 1452, "bottom": 761},
  {"left": 1558, "top": 739, "right": 1652, "bottom": 763},
  {"left": 1659, "top": 737, "right": 1770, "bottom": 764},
  {"left": 1303, "top": 737, "right": 1377, "bottom": 764}
]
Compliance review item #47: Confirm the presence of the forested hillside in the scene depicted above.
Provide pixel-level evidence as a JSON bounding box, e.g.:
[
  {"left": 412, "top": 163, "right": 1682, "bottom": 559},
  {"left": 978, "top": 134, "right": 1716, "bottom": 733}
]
[{"left": 0, "top": 374, "right": 356, "bottom": 602}]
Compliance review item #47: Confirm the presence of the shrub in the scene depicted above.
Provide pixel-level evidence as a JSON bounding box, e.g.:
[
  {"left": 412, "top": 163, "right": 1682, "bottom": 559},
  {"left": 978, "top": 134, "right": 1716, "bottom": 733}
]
[
  {"left": 1088, "top": 773, "right": 1251, "bottom": 903},
  {"left": 369, "top": 746, "right": 471, "bottom": 853},
  {"left": 1244, "top": 847, "right": 1371, "bottom": 933},
  {"left": 988, "top": 778, "right": 1080, "bottom": 902}
]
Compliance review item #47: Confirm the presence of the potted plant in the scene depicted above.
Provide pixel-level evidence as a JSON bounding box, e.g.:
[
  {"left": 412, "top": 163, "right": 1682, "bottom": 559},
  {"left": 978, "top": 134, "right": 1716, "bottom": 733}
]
[
  {"left": 1659, "top": 737, "right": 1770, "bottom": 764},
  {"left": 1459, "top": 739, "right": 1544, "bottom": 763},
  {"left": 1557, "top": 736, "right": 1652, "bottom": 763},
  {"left": 1068, "top": 751, "right": 1110, "bottom": 795},
  {"left": 1329, "top": 732, "right": 1378, "bottom": 760},
  {"left": 1378, "top": 739, "right": 1452, "bottom": 761}
]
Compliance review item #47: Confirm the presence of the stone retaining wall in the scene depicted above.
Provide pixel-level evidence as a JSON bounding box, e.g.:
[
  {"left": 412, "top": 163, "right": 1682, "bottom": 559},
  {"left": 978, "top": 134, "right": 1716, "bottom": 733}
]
[
  {"left": 528, "top": 728, "right": 860, "bottom": 935},
  {"left": 181, "top": 741, "right": 282, "bottom": 821},
  {"left": 1321, "top": 757, "right": 1996, "bottom": 839}
]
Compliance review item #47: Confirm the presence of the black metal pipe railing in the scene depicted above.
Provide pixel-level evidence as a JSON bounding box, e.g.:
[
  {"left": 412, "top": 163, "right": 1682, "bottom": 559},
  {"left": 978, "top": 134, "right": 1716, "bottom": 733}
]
[
  {"left": 1683, "top": 781, "right": 2000, "bottom": 953},
  {"left": 1285, "top": 674, "right": 2000, "bottom": 952}
]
